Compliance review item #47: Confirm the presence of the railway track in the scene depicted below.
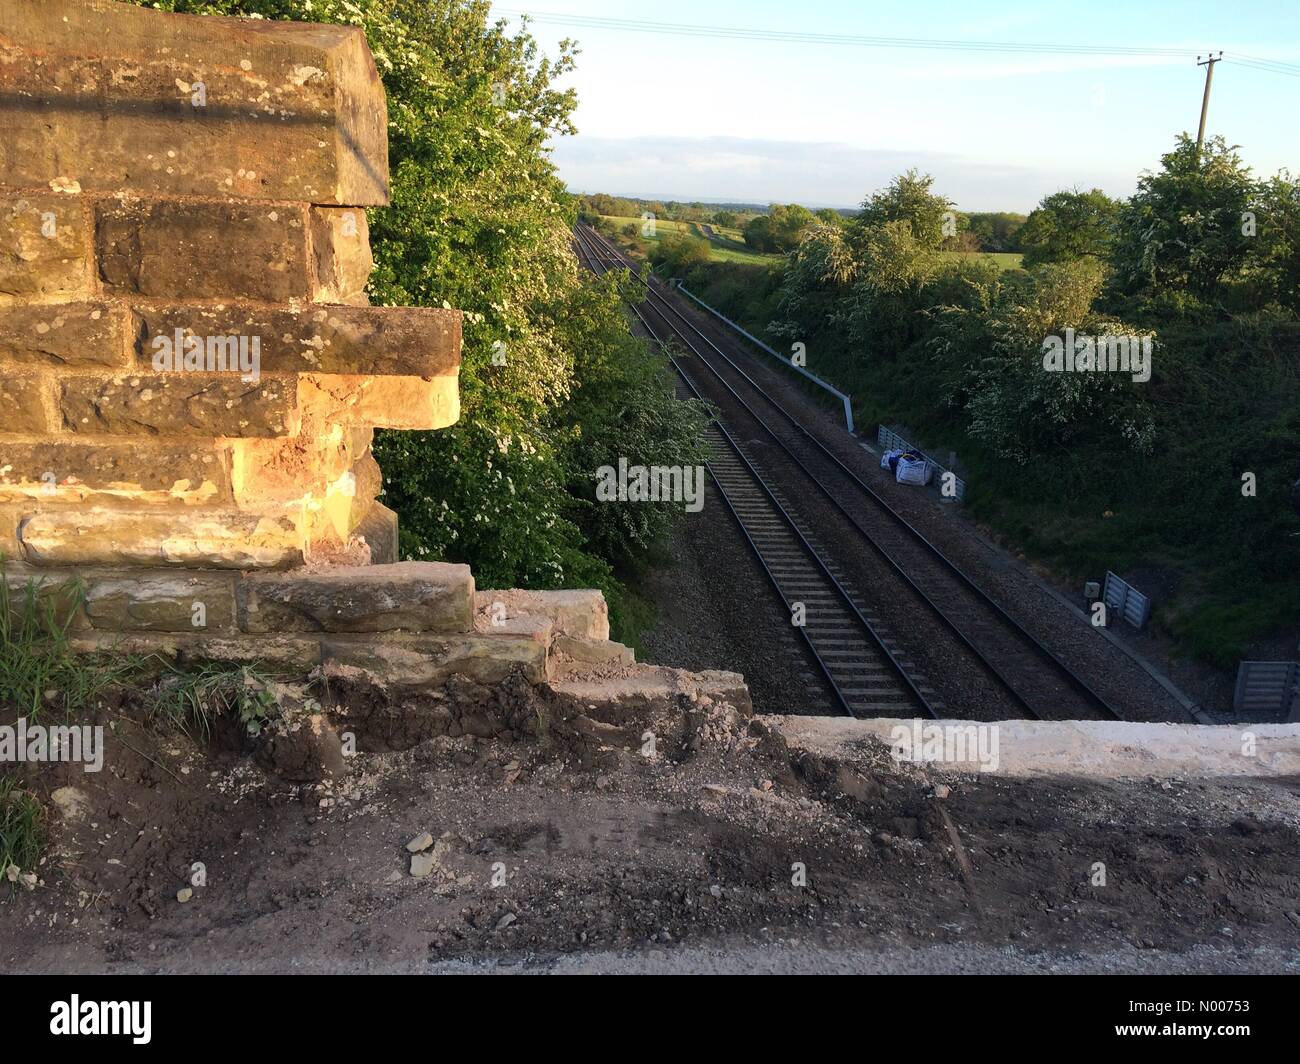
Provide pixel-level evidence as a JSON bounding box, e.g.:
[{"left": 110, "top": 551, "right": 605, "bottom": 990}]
[
  {"left": 574, "top": 227, "right": 939, "bottom": 719},
  {"left": 574, "top": 222, "right": 1122, "bottom": 721}
]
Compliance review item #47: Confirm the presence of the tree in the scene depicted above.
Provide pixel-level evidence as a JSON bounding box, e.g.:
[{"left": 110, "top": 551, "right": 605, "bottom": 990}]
[
  {"left": 1110, "top": 135, "right": 1256, "bottom": 300},
  {"left": 1253, "top": 171, "right": 1300, "bottom": 312},
  {"left": 1016, "top": 189, "right": 1120, "bottom": 267},
  {"left": 651, "top": 233, "right": 712, "bottom": 274},
  {"left": 743, "top": 204, "right": 815, "bottom": 253},
  {"left": 852, "top": 170, "right": 952, "bottom": 250}
]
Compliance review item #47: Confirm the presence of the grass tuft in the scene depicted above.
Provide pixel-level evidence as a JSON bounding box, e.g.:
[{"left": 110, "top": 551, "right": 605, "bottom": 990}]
[
  {"left": 0, "top": 776, "right": 44, "bottom": 885},
  {"left": 0, "top": 560, "right": 143, "bottom": 722},
  {"left": 147, "top": 664, "right": 280, "bottom": 740}
]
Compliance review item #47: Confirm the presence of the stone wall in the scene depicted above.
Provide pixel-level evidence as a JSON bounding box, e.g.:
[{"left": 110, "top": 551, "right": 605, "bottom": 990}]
[{"left": 0, "top": 0, "right": 626, "bottom": 684}]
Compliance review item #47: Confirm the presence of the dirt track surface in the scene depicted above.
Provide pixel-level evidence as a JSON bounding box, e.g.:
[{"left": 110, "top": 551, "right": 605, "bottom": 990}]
[{"left": 3, "top": 675, "right": 1299, "bottom": 974}]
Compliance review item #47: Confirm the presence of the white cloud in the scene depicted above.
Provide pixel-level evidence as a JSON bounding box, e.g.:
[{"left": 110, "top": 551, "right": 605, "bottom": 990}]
[{"left": 551, "top": 135, "right": 1137, "bottom": 212}]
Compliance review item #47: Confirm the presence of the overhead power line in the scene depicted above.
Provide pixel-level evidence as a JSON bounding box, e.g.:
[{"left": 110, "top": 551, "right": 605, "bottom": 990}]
[{"left": 497, "top": 9, "right": 1300, "bottom": 76}]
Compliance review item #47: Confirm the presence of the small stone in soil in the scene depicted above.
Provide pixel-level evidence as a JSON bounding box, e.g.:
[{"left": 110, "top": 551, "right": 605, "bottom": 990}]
[{"left": 406, "top": 832, "right": 434, "bottom": 853}]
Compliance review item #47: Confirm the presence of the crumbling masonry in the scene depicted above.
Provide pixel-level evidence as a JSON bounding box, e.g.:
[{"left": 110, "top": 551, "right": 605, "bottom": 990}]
[{"left": 0, "top": 0, "right": 736, "bottom": 699}]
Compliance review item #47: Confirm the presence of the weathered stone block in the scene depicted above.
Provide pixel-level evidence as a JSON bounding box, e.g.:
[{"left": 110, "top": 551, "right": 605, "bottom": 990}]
[
  {"left": 60, "top": 374, "right": 298, "bottom": 438},
  {"left": 0, "top": 302, "right": 129, "bottom": 369},
  {"left": 84, "top": 572, "right": 237, "bottom": 632},
  {"left": 228, "top": 427, "right": 369, "bottom": 508},
  {"left": 554, "top": 634, "right": 635, "bottom": 666},
  {"left": 134, "top": 304, "right": 461, "bottom": 376},
  {"left": 0, "top": 0, "right": 389, "bottom": 205},
  {"left": 474, "top": 589, "right": 610, "bottom": 641},
  {"left": 0, "top": 440, "right": 231, "bottom": 507},
  {"left": 0, "top": 508, "right": 21, "bottom": 560},
  {"left": 69, "top": 631, "right": 323, "bottom": 672},
  {"left": 0, "top": 193, "right": 90, "bottom": 305},
  {"left": 311, "top": 207, "right": 372, "bottom": 305},
  {"left": 96, "top": 200, "right": 310, "bottom": 302},
  {"left": 321, "top": 631, "right": 546, "bottom": 686},
  {"left": 19, "top": 511, "right": 302, "bottom": 569},
  {"left": 1, "top": 567, "right": 89, "bottom": 633},
  {"left": 299, "top": 373, "right": 459, "bottom": 431},
  {"left": 0, "top": 375, "right": 56, "bottom": 434},
  {"left": 353, "top": 501, "right": 398, "bottom": 564},
  {"left": 238, "top": 561, "right": 473, "bottom": 633}
]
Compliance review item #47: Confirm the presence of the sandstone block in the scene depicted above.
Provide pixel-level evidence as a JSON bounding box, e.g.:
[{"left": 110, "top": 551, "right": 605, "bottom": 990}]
[
  {"left": 0, "top": 193, "right": 90, "bottom": 304},
  {"left": 2, "top": 567, "right": 88, "bottom": 634},
  {"left": 69, "top": 631, "right": 323, "bottom": 672},
  {"left": 96, "top": 200, "right": 310, "bottom": 302},
  {"left": 228, "top": 428, "right": 370, "bottom": 507},
  {"left": 0, "top": 441, "right": 231, "bottom": 507},
  {"left": 474, "top": 589, "right": 610, "bottom": 641},
  {"left": 60, "top": 374, "right": 298, "bottom": 438},
  {"left": 353, "top": 501, "right": 398, "bottom": 564},
  {"left": 321, "top": 631, "right": 546, "bottom": 686},
  {"left": 0, "top": 0, "right": 389, "bottom": 205},
  {"left": 19, "top": 511, "right": 302, "bottom": 569},
  {"left": 0, "top": 302, "right": 129, "bottom": 369},
  {"left": 298, "top": 373, "right": 459, "bottom": 431},
  {"left": 0, "top": 508, "right": 22, "bottom": 560},
  {"left": 84, "top": 572, "right": 237, "bottom": 632},
  {"left": 238, "top": 561, "right": 473, "bottom": 633},
  {"left": 134, "top": 304, "right": 461, "bottom": 377},
  {"left": 311, "top": 207, "right": 372, "bottom": 305},
  {"left": 554, "top": 634, "right": 635, "bottom": 666},
  {"left": 0, "top": 375, "right": 55, "bottom": 434}
]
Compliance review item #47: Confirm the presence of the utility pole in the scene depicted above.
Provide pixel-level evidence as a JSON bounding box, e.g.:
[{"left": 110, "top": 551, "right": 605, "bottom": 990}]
[{"left": 1196, "top": 52, "right": 1223, "bottom": 154}]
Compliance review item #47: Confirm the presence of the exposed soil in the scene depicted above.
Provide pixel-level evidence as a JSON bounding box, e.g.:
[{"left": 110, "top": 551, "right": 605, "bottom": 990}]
[{"left": 4, "top": 674, "right": 1298, "bottom": 973}]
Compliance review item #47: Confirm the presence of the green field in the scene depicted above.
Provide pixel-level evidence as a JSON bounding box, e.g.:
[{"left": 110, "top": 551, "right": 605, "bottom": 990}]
[
  {"left": 599, "top": 215, "right": 778, "bottom": 266},
  {"left": 940, "top": 250, "right": 1024, "bottom": 271}
]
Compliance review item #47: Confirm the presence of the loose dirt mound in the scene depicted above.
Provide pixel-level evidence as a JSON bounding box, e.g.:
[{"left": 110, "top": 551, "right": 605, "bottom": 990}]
[{"left": 2, "top": 672, "right": 1299, "bottom": 972}]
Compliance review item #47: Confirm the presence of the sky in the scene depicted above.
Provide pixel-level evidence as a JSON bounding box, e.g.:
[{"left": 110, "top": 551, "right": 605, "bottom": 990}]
[{"left": 491, "top": 0, "right": 1300, "bottom": 212}]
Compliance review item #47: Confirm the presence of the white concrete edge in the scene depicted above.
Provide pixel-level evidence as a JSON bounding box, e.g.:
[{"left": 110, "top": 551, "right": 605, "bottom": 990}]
[{"left": 771, "top": 714, "right": 1300, "bottom": 780}]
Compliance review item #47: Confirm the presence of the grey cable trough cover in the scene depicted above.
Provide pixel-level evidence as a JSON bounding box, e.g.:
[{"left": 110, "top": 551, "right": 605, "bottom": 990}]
[{"left": 673, "top": 281, "right": 856, "bottom": 434}]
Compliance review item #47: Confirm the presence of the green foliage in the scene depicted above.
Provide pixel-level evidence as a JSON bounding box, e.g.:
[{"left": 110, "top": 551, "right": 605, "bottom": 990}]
[
  {"left": 936, "top": 260, "right": 1156, "bottom": 463},
  {"left": 0, "top": 565, "right": 143, "bottom": 721},
  {"left": 1110, "top": 135, "right": 1257, "bottom": 301},
  {"left": 852, "top": 169, "right": 953, "bottom": 250},
  {"left": 956, "top": 211, "right": 1027, "bottom": 253},
  {"left": 1016, "top": 189, "right": 1120, "bottom": 266},
  {"left": 1253, "top": 171, "right": 1300, "bottom": 311},
  {"left": 743, "top": 204, "right": 816, "bottom": 253},
  {"left": 148, "top": 664, "right": 280, "bottom": 739},
  {"left": 650, "top": 232, "right": 713, "bottom": 274},
  {"left": 0, "top": 777, "right": 43, "bottom": 885}
]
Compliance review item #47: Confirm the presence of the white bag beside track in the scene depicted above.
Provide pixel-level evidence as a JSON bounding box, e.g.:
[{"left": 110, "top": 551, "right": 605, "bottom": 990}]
[
  {"left": 895, "top": 454, "right": 932, "bottom": 486},
  {"left": 880, "top": 448, "right": 904, "bottom": 471}
]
